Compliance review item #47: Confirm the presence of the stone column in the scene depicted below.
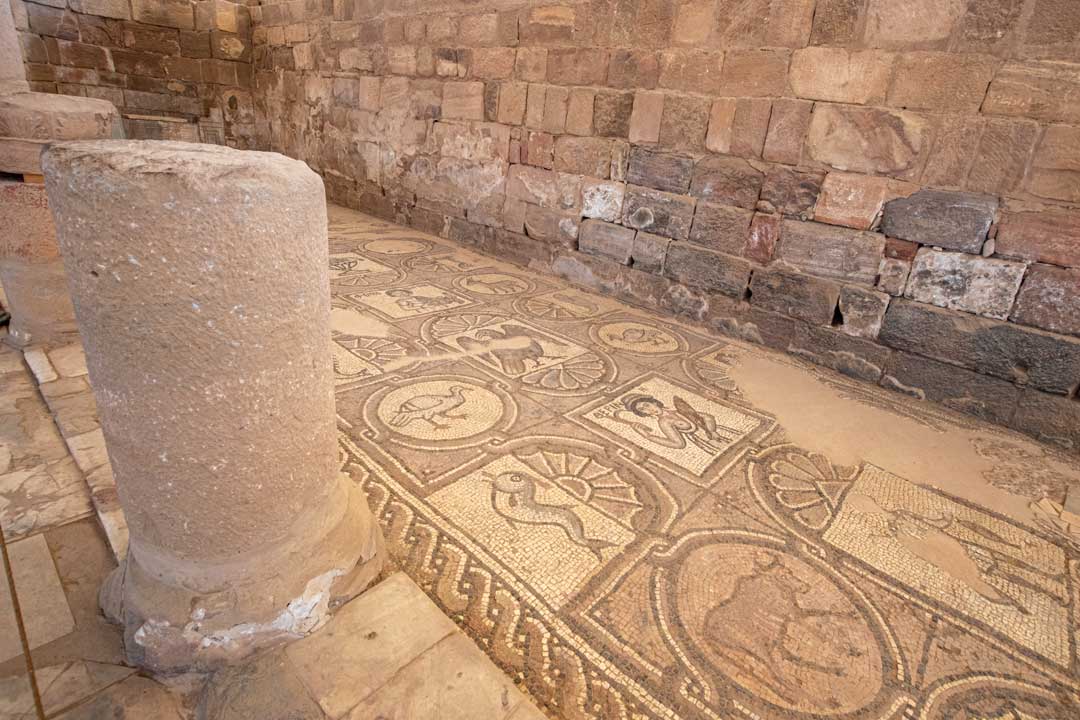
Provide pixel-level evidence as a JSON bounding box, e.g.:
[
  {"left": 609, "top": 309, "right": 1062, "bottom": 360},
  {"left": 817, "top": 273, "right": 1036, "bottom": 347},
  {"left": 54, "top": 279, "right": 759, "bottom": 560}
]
[
  {"left": 0, "top": 92, "right": 120, "bottom": 346},
  {"left": 41, "top": 140, "right": 384, "bottom": 674}
]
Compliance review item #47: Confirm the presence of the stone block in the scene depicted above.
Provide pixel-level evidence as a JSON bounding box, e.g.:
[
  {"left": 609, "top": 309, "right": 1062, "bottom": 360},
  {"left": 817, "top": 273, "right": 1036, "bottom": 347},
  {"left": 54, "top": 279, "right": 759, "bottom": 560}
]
[
  {"left": 525, "top": 84, "right": 546, "bottom": 129},
  {"left": 762, "top": 99, "right": 812, "bottom": 165},
  {"left": 750, "top": 267, "right": 841, "bottom": 325},
  {"left": 864, "top": 0, "right": 966, "bottom": 49},
  {"left": 995, "top": 210, "right": 1080, "bottom": 268},
  {"left": 984, "top": 61, "right": 1080, "bottom": 124},
  {"left": 547, "top": 49, "right": 608, "bottom": 86},
  {"left": 579, "top": 219, "right": 636, "bottom": 264},
  {"left": 807, "top": 105, "right": 928, "bottom": 178},
  {"left": 689, "top": 156, "right": 763, "bottom": 209},
  {"left": 505, "top": 165, "right": 581, "bottom": 210},
  {"left": 471, "top": 48, "right": 515, "bottom": 80},
  {"left": 70, "top": 0, "right": 131, "bottom": 19},
  {"left": 608, "top": 50, "right": 660, "bottom": 89},
  {"left": 1011, "top": 390, "right": 1080, "bottom": 452},
  {"left": 790, "top": 324, "right": 891, "bottom": 383},
  {"left": 776, "top": 220, "right": 886, "bottom": 286},
  {"left": 515, "top": 48, "right": 547, "bottom": 82},
  {"left": 811, "top": 0, "right": 864, "bottom": 45},
  {"left": 522, "top": 131, "right": 554, "bottom": 169},
  {"left": 658, "top": 50, "right": 724, "bottom": 94},
  {"left": 496, "top": 82, "right": 527, "bottom": 125},
  {"left": 878, "top": 298, "right": 1080, "bottom": 394},
  {"left": 57, "top": 40, "right": 111, "bottom": 70},
  {"left": 443, "top": 82, "right": 485, "bottom": 120},
  {"left": 731, "top": 98, "right": 772, "bottom": 159},
  {"left": 789, "top": 48, "right": 893, "bottom": 104},
  {"left": 877, "top": 258, "right": 911, "bottom": 296},
  {"left": 631, "top": 231, "right": 670, "bottom": 274},
  {"left": 566, "top": 90, "right": 595, "bottom": 136},
  {"left": 760, "top": 167, "right": 824, "bottom": 219},
  {"left": 593, "top": 91, "right": 634, "bottom": 138},
  {"left": 664, "top": 242, "right": 752, "bottom": 297},
  {"left": 524, "top": 204, "right": 579, "bottom": 248},
  {"left": 27, "top": 4, "right": 78, "bottom": 40},
  {"left": 881, "top": 352, "right": 1019, "bottom": 426},
  {"left": 658, "top": 95, "right": 709, "bottom": 151},
  {"left": 211, "top": 30, "right": 249, "bottom": 62},
  {"left": 553, "top": 136, "right": 611, "bottom": 179},
  {"left": 905, "top": 248, "right": 1026, "bottom": 320},
  {"left": 131, "top": 0, "right": 195, "bottom": 30},
  {"left": 1028, "top": 124, "right": 1080, "bottom": 203},
  {"left": 718, "top": 49, "right": 789, "bottom": 97},
  {"left": 519, "top": 5, "right": 576, "bottom": 44},
  {"left": 628, "top": 91, "right": 663, "bottom": 144},
  {"left": 953, "top": 0, "right": 1024, "bottom": 54},
  {"left": 542, "top": 86, "right": 568, "bottom": 134},
  {"left": 880, "top": 189, "right": 997, "bottom": 253},
  {"left": 623, "top": 185, "right": 695, "bottom": 240},
  {"left": 767, "top": 0, "right": 817, "bottom": 47},
  {"left": 1011, "top": 264, "right": 1080, "bottom": 337},
  {"left": 814, "top": 172, "right": 889, "bottom": 230},
  {"left": 838, "top": 285, "right": 890, "bottom": 338},
  {"left": 582, "top": 179, "right": 625, "bottom": 222},
  {"left": 688, "top": 202, "right": 753, "bottom": 255},
  {"left": 746, "top": 212, "right": 781, "bottom": 265},
  {"left": 705, "top": 98, "right": 736, "bottom": 154},
  {"left": 887, "top": 52, "right": 999, "bottom": 112},
  {"left": 627, "top": 147, "right": 693, "bottom": 194}
]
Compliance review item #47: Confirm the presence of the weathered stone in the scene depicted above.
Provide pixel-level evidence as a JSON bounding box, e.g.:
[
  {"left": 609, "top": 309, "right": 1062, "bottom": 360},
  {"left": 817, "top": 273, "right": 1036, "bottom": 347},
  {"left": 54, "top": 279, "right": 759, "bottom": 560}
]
[
  {"left": 628, "top": 91, "right": 663, "bottom": 144},
  {"left": 1028, "top": 124, "right": 1080, "bottom": 203},
  {"left": 984, "top": 61, "right": 1080, "bottom": 124},
  {"left": 762, "top": 99, "right": 811, "bottom": 165},
  {"left": 790, "top": 324, "right": 891, "bottom": 383},
  {"left": 581, "top": 179, "right": 625, "bottom": 222},
  {"left": 995, "top": 210, "right": 1080, "bottom": 268},
  {"left": 746, "top": 212, "right": 780, "bottom": 265},
  {"left": 953, "top": 0, "right": 1024, "bottom": 54},
  {"left": 730, "top": 98, "right": 771, "bottom": 158},
  {"left": 547, "top": 48, "right": 608, "bottom": 86},
  {"left": 688, "top": 156, "right": 763, "bottom": 209},
  {"left": 520, "top": 5, "right": 576, "bottom": 43},
  {"left": 515, "top": 47, "right": 547, "bottom": 81},
  {"left": 593, "top": 91, "right": 634, "bottom": 138},
  {"left": 880, "top": 189, "right": 997, "bottom": 253},
  {"left": 657, "top": 50, "right": 724, "bottom": 94},
  {"left": 719, "top": 49, "right": 789, "bottom": 96},
  {"left": 541, "top": 86, "right": 568, "bottom": 133},
  {"left": 789, "top": 48, "right": 893, "bottom": 104},
  {"left": 658, "top": 94, "right": 709, "bottom": 151},
  {"left": 627, "top": 147, "right": 693, "bottom": 194},
  {"left": 524, "top": 203, "right": 579, "bottom": 248},
  {"left": 522, "top": 131, "right": 554, "bottom": 169},
  {"left": 608, "top": 49, "right": 660, "bottom": 89},
  {"left": 496, "top": 82, "right": 527, "bottom": 125},
  {"left": 471, "top": 48, "right": 515, "bottom": 79},
  {"left": 579, "top": 219, "right": 635, "bottom": 264},
  {"left": 837, "top": 285, "right": 890, "bottom": 339},
  {"left": 892, "top": 52, "right": 1000, "bottom": 114},
  {"left": 705, "top": 98, "right": 736, "bottom": 154},
  {"left": 623, "top": 184, "right": 695, "bottom": 240},
  {"left": 566, "top": 89, "right": 594, "bottom": 136},
  {"left": 760, "top": 167, "right": 824, "bottom": 219},
  {"left": 864, "top": 0, "right": 966, "bottom": 49},
  {"left": 524, "top": 83, "right": 547, "bottom": 129},
  {"left": 689, "top": 202, "right": 753, "bottom": 255},
  {"left": 814, "top": 172, "right": 889, "bottom": 230},
  {"left": 442, "top": 82, "right": 484, "bottom": 120},
  {"left": 776, "top": 220, "right": 887, "bottom": 285},
  {"left": 750, "top": 267, "right": 840, "bottom": 325},
  {"left": 631, "top": 231, "right": 670, "bottom": 274},
  {"left": 806, "top": 105, "right": 929, "bottom": 178},
  {"left": 505, "top": 165, "right": 581, "bottom": 210},
  {"left": 1011, "top": 264, "right": 1080, "bottom": 337},
  {"left": 553, "top": 136, "right": 611, "bottom": 178},
  {"left": 879, "top": 298, "right": 1080, "bottom": 394},
  {"left": 1011, "top": 389, "right": 1080, "bottom": 452},
  {"left": 905, "top": 248, "right": 1026, "bottom": 320},
  {"left": 877, "top": 258, "right": 911, "bottom": 296},
  {"left": 919, "top": 115, "right": 983, "bottom": 188},
  {"left": 131, "top": 0, "right": 194, "bottom": 29},
  {"left": 664, "top": 242, "right": 751, "bottom": 297},
  {"left": 882, "top": 352, "right": 1019, "bottom": 426},
  {"left": 43, "top": 142, "right": 383, "bottom": 673}
]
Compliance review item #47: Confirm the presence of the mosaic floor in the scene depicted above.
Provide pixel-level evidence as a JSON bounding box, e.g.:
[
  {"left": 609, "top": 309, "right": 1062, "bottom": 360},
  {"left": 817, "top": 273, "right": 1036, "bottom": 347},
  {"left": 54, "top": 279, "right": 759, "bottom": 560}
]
[{"left": 324, "top": 206, "right": 1080, "bottom": 720}]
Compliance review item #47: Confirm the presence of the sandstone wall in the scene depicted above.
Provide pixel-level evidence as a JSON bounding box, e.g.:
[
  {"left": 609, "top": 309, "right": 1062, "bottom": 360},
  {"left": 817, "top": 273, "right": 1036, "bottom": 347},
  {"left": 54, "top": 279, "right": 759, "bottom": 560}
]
[
  {"left": 10, "top": 0, "right": 254, "bottom": 145},
  {"left": 248, "top": 0, "right": 1080, "bottom": 450}
]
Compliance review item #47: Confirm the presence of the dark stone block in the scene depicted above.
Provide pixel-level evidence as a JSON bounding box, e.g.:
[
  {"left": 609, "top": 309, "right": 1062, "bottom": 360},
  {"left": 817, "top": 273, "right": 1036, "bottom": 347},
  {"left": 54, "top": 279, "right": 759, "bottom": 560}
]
[
  {"left": 688, "top": 156, "right": 763, "bottom": 209},
  {"left": 689, "top": 202, "right": 753, "bottom": 255},
  {"left": 790, "top": 324, "right": 891, "bottom": 383},
  {"left": 1011, "top": 389, "right": 1080, "bottom": 452},
  {"left": 623, "top": 184, "right": 695, "bottom": 240},
  {"left": 881, "top": 189, "right": 998, "bottom": 253},
  {"left": 760, "top": 166, "right": 825, "bottom": 219},
  {"left": 879, "top": 299, "right": 1080, "bottom": 394},
  {"left": 663, "top": 242, "right": 751, "bottom": 297},
  {"left": 881, "top": 352, "right": 1019, "bottom": 426},
  {"left": 579, "top": 219, "right": 636, "bottom": 264},
  {"left": 750, "top": 267, "right": 841, "bottom": 326},
  {"left": 626, "top": 147, "right": 694, "bottom": 194}
]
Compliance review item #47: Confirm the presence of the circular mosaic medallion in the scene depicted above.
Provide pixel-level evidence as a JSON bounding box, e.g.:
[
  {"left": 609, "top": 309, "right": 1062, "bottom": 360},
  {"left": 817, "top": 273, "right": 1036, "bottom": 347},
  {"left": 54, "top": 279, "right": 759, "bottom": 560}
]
[
  {"left": 363, "top": 238, "right": 431, "bottom": 255},
  {"left": 594, "top": 321, "right": 684, "bottom": 354},
  {"left": 376, "top": 380, "right": 503, "bottom": 441}
]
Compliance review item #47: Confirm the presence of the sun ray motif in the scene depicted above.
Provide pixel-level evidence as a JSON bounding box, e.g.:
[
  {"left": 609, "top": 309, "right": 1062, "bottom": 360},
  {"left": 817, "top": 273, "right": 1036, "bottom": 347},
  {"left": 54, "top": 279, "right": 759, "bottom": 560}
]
[{"left": 515, "top": 449, "right": 644, "bottom": 528}]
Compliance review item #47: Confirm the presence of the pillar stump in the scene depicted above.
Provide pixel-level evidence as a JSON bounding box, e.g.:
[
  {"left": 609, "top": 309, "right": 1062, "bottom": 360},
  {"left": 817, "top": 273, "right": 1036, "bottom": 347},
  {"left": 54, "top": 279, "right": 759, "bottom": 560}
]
[
  {"left": 0, "top": 92, "right": 120, "bottom": 346},
  {"left": 41, "top": 141, "right": 384, "bottom": 674}
]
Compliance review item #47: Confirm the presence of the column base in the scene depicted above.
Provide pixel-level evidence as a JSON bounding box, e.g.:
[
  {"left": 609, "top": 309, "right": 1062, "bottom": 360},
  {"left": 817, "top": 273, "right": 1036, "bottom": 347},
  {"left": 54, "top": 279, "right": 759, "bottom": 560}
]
[{"left": 100, "top": 475, "right": 385, "bottom": 675}]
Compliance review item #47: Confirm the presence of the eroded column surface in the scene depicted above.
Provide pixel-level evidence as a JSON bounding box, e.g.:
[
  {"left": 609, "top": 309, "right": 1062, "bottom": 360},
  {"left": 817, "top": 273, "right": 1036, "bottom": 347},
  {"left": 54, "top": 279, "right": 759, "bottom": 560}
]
[
  {"left": 41, "top": 140, "right": 384, "bottom": 674},
  {"left": 0, "top": 92, "right": 120, "bottom": 346}
]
